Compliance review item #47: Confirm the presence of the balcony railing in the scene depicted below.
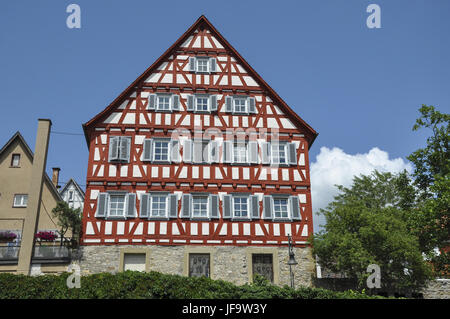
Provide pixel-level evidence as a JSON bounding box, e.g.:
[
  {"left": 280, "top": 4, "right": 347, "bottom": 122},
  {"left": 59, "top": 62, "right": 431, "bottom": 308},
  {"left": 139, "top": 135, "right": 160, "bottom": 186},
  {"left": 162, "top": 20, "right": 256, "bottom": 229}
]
[{"left": 0, "top": 240, "right": 74, "bottom": 264}]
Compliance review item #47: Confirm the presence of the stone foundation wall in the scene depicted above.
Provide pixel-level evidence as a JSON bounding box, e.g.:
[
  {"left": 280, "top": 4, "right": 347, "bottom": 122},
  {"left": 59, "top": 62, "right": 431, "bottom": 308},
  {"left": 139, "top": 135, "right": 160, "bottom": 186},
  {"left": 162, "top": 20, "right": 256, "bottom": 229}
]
[
  {"left": 76, "top": 244, "right": 315, "bottom": 288},
  {"left": 421, "top": 279, "right": 450, "bottom": 299}
]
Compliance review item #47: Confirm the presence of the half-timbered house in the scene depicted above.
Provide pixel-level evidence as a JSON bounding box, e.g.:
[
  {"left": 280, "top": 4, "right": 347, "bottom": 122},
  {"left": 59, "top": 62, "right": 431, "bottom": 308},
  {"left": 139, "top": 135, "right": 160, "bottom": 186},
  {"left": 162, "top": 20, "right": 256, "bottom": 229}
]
[{"left": 80, "top": 16, "right": 318, "bottom": 285}]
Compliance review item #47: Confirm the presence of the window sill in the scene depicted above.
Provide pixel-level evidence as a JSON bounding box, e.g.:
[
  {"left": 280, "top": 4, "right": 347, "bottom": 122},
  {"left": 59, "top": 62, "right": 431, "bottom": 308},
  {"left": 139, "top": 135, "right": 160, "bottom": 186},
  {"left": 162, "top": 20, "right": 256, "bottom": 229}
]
[
  {"left": 189, "top": 217, "right": 211, "bottom": 221},
  {"left": 147, "top": 217, "right": 170, "bottom": 221}
]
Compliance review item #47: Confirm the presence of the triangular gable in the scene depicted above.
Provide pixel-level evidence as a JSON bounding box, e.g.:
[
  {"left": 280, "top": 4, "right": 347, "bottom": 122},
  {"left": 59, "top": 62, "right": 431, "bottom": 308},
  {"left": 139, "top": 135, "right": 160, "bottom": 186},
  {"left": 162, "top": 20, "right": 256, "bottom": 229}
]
[
  {"left": 0, "top": 132, "right": 62, "bottom": 201},
  {"left": 83, "top": 15, "right": 318, "bottom": 146},
  {"left": 60, "top": 178, "right": 85, "bottom": 198}
]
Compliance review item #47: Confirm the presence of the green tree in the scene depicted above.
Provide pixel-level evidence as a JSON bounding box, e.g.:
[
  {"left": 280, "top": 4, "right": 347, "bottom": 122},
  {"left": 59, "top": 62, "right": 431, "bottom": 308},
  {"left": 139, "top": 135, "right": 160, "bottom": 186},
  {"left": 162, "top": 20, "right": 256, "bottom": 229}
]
[
  {"left": 406, "top": 105, "right": 449, "bottom": 276},
  {"left": 312, "top": 171, "right": 432, "bottom": 293},
  {"left": 51, "top": 201, "right": 82, "bottom": 247}
]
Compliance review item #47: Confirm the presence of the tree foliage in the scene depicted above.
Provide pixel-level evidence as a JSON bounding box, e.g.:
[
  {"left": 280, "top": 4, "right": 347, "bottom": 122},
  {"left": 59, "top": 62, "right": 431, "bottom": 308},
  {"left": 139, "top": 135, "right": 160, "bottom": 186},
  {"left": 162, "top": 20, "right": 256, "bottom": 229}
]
[
  {"left": 312, "top": 171, "right": 432, "bottom": 293},
  {"left": 406, "top": 105, "right": 449, "bottom": 276},
  {"left": 51, "top": 201, "right": 82, "bottom": 245}
]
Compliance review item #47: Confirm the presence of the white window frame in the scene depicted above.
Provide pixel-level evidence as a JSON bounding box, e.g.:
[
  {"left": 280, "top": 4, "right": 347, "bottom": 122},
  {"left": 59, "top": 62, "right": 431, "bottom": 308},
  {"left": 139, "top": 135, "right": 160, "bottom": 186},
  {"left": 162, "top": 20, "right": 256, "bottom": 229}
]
[
  {"left": 233, "top": 97, "right": 247, "bottom": 113},
  {"left": 13, "top": 194, "right": 28, "bottom": 207},
  {"left": 192, "top": 195, "right": 209, "bottom": 219},
  {"left": 196, "top": 58, "right": 209, "bottom": 73},
  {"left": 272, "top": 197, "right": 290, "bottom": 220},
  {"left": 233, "top": 142, "right": 248, "bottom": 164},
  {"left": 270, "top": 143, "right": 288, "bottom": 165},
  {"left": 11, "top": 154, "right": 20, "bottom": 167},
  {"left": 108, "top": 194, "right": 127, "bottom": 218},
  {"left": 152, "top": 140, "right": 170, "bottom": 162},
  {"left": 149, "top": 194, "right": 169, "bottom": 219},
  {"left": 232, "top": 196, "right": 250, "bottom": 219},
  {"left": 156, "top": 94, "right": 172, "bottom": 111},
  {"left": 195, "top": 95, "right": 209, "bottom": 112}
]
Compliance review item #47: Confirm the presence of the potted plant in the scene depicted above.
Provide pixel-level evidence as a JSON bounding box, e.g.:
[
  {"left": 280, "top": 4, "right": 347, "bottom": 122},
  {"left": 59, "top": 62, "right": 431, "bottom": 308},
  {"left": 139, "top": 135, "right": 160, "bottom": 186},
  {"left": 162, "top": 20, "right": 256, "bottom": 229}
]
[
  {"left": 0, "top": 231, "right": 17, "bottom": 243},
  {"left": 34, "top": 231, "right": 58, "bottom": 258},
  {"left": 35, "top": 231, "right": 57, "bottom": 242}
]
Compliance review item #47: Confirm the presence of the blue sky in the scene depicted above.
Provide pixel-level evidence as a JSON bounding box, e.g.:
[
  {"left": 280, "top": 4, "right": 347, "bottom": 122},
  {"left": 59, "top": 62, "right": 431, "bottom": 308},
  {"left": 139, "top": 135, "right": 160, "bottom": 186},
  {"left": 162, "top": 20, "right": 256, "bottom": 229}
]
[{"left": 1, "top": 1, "right": 449, "bottom": 231}]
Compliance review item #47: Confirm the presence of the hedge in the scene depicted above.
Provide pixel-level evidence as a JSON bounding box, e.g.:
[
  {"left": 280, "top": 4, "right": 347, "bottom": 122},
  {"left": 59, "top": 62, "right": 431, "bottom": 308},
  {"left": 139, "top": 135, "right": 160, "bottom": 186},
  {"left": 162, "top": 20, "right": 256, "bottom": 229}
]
[{"left": 0, "top": 271, "right": 386, "bottom": 299}]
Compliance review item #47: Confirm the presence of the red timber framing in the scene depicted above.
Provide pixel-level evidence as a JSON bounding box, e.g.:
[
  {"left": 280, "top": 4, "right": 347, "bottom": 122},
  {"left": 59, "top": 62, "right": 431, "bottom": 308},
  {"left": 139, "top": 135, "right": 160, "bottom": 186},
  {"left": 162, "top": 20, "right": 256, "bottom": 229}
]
[{"left": 81, "top": 15, "right": 318, "bottom": 248}]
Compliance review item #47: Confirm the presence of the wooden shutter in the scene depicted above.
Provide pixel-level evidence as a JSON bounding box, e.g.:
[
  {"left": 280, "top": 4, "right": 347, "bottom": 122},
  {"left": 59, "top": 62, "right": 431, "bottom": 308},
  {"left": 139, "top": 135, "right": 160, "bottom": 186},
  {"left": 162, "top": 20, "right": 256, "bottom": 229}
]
[
  {"left": 210, "top": 95, "right": 218, "bottom": 111},
  {"left": 210, "top": 140, "right": 220, "bottom": 163},
  {"left": 261, "top": 142, "right": 270, "bottom": 164},
  {"left": 119, "top": 137, "right": 131, "bottom": 162},
  {"left": 183, "top": 139, "right": 193, "bottom": 163},
  {"left": 290, "top": 196, "right": 301, "bottom": 220},
  {"left": 168, "top": 194, "right": 178, "bottom": 218},
  {"left": 126, "top": 193, "right": 136, "bottom": 218},
  {"left": 209, "top": 194, "right": 219, "bottom": 219},
  {"left": 250, "top": 195, "right": 260, "bottom": 219},
  {"left": 143, "top": 139, "right": 153, "bottom": 161},
  {"left": 249, "top": 141, "right": 258, "bottom": 164},
  {"left": 248, "top": 97, "right": 256, "bottom": 113},
  {"left": 193, "top": 140, "right": 203, "bottom": 163},
  {"left": 288, "top": 143, "right": 297, "bottom": 165},
  {"left": 95, "top": 193, "right": 109, "bottom": 218},
  {"left": 148, "top": 94, "right": 156, "bottom": 110},
  {"left": 181, "top": 194, "right": 192, "bottom": 218},
  {"left": 172, "top": 95, "right": 180, "bottom": 111},
  {"left": 187, "top": 95, "right": 195, "bottom": 111},
  {"left": 189, "top": 57, "right": 196, "bottom": 72},
  {"left": 222, "top": 140, "right": 233, "bottom": 163},
  {"left": 225, "top": 96, "right": 233, "bottom": 113},
  {"left": 222, "top": 195, "right": 232, "bottom": 219},
  {"left": 108, "top": 137, "right": 120, "bottom": 162},
  {"left": 263, "top": 195, "right": 273, "bottom": 220},
  {"left": 209, "top": 58, "right": 217, "bottom": 73},
  {"left": 170, "top": 140, "right": 181, "bottom": 163},
  {"left": 139, "top": 193, "right": 150, "bottom": 218}
]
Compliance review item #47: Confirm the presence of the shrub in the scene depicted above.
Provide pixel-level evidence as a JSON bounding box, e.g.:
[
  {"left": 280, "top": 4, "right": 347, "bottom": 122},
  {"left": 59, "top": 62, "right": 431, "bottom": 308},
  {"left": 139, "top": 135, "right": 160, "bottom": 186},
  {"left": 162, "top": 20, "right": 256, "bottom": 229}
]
[{"left": 0, "top": 271, "right": 389, "bottom": 299}]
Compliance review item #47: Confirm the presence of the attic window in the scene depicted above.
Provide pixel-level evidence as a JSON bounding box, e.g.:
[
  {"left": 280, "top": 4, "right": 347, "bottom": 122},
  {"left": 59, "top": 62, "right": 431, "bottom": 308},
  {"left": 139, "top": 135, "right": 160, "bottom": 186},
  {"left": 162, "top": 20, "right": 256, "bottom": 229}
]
[
  {"left": 11, "top": 154, "right": 20, "bottom": 167},
  {"left": 189, "top": 57, "right": 217, "bottom": 73}
]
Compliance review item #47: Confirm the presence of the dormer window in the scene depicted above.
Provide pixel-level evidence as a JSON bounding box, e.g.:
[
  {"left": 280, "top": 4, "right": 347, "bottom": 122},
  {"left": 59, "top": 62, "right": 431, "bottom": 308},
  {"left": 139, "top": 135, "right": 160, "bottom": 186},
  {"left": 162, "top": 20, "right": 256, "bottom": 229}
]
[{"left": 11, "top": 154, "right": 20, "bottom": 167}]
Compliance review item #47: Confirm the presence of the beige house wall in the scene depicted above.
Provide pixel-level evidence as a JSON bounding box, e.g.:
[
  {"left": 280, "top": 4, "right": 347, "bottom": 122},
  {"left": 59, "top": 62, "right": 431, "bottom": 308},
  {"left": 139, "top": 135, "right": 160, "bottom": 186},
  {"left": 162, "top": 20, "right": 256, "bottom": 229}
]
[{"left": 0, "top": 138, "right": 61, "bottom": 234}]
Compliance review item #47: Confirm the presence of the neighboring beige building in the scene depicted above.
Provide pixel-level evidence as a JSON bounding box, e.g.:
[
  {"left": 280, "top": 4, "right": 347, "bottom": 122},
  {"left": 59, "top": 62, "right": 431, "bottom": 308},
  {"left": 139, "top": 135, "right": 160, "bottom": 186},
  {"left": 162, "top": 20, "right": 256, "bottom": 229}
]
[{"left": 0, "top": 132, "right": 71, "bottom": 273}]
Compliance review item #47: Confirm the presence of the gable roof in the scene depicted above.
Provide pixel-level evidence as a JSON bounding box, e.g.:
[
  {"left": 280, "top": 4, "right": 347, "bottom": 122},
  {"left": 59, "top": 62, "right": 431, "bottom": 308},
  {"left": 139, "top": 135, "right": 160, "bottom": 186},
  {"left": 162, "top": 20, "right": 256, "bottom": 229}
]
[
  {"left": 0, "top": 131, "right": 62, "bottom": 201},
  {"left": 59, "top": 178, "right": 85, "bottom": 199},
  {"left": 82, "top": 15, "right": 318, "bottom": 147}
]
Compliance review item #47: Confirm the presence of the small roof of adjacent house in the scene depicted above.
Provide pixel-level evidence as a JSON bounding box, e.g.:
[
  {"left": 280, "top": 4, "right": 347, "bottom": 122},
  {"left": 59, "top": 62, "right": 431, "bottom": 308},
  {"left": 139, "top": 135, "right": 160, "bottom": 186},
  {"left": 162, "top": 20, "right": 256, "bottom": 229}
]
[{"left": 59, "top": 178, "right": 85, "bottom": 199}]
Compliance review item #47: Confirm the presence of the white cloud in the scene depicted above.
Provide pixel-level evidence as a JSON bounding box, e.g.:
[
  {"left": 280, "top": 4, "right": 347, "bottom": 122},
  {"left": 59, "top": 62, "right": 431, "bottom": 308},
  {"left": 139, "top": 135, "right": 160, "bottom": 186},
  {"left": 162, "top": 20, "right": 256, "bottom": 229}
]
[{"left": 311, "top": 147, "right": 412, "bottom": 233}]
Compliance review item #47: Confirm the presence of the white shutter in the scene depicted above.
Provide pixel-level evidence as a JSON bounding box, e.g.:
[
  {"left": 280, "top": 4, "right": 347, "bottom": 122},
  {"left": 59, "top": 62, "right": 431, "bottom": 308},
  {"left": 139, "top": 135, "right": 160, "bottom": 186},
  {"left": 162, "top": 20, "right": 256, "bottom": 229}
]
[
  {"left": 189, "top": 57, "right": 196, "bottom": 72},
  {"left": 187, "top": 95, "right": 195, "bottom": 111},
  {"left": 248, "top": 97, "right": 256, "bottom": 113},
  {"left": 143, "top": 139, "right": 153, "bottom": 161},
  {"left": 222, "top": 195, "right": 232, "bottom": 219},
  {"left": 288, "top": 143, "right": 297, "bottom": 165},
  {"left": 290, "top": 196, "right": 301, "bottom": 221},
  {"left": 139, "top": 193, "right": 150, "bottom": 218},
  {"left": 222, "top": 140, "right": 233, "bottom": 164},
  {"left": 119, "top": 137, "right": 131, "bottom": 162},
  {"left": 263, "top": 195, "right": 273, "bottom": 220},
  {"left": 181, "top": 194, "right": 192, "bottom": 218},
  {"left": 250, "top": 195, "right": 260, "bottom": 219},
  {"left": 210, "top": 95, "right": 218, "bottom": 111},
  {"left": 225, "top": 96, "right": 233, "bottom": 113},
  {"left": 172, "top": 95, "right": 180, "bottom": 111},
  {"left": 209, "top": 194, "right": 219, "bottom": 219},
  {"left": 209, "top": 58, "right": 217, "bottom": 73},
  {"left": 261, "top": 142, "right": 270, "bottom": 165},
  {"left": 108, "top": 137, "right": 120, "bottom": 162},
  {"left": 95, "top": 193, "right": 109, "bottom": 218},
  {"left": 249, "top": 141, "right": 258, "bottom": 164},
  {"left": 170, "top": 140, "right": 181, "bottom": 163},
  {"left": 193, "top": 140, "right": 203, "bottom": 163},
  {"left": 126, "top": 193, "right": 137, "bottom": 218},
  {"left": 148, "top": 94, "right": 157, "bottom": 110},
  {"left": 168, "top": 194, "right": 178, "bottom": 219},
  {"left": 183, "top": 139, "right": 193, "bottom": 163}
]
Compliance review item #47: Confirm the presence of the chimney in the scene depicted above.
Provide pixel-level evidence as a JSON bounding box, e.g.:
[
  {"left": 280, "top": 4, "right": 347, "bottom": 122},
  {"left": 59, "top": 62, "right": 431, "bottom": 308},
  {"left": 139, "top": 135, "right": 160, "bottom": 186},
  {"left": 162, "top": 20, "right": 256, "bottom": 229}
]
[{"left": 52, "top": 167, "right": 60, "bottom": 189}]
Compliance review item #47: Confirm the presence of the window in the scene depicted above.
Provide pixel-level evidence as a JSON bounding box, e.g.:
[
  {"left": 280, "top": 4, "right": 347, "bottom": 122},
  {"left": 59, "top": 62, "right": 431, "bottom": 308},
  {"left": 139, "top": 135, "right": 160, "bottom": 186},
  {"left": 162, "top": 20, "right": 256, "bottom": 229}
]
[
  {"left": 109, "top": 136, "right": 131, "bottom": 162},
  {"left": 123, "top": 253, "right": 146, "bottom": 272},
  {"left": 234, "top": 98, "right": 247, "bottom": 113},
  {"left": 153, "top": 140, "right": 170, "bottom": 162},
  {"left": 189, "top": 253, "right": 210, "bottom": 277},
  {"left": 13, "top": 194, "right": 28, "bottom": 207},
  {"left": 252, "top": 254, "right": 274, "bottom": 283},
  {"left": 109, "top": 194, "right": 126, "bottom": 217},
  {"left": 233, "top": 142, "right": 248, "bottom": 164},
  {"left": 273, "top": 198, "right": 289, "bottom": 219},
  {"left": 196, "top": 59, "right": 209, "bottom": 73},
  {"left": 150, "top": 194, "right": 168, "bottom": 218},
  {"left": 68, "top": 191, "right": 74, "bottom": 201},
  {"left": 192, "top": 196, "right": 208, "bottom": 218},
  {"left": 271, "top": 144, "right": 287, "bottom": 165},
  {"left": 157, "top": 95, "right": 171, "bottom": 111},
  {"left": 196, "top": 96, "right": 209, "bottom": 112},
  {"left": 11, "top": 154, "right": 20, "bottom": 167},
  {"left": 233, "top": 196, "right": 249, "bottom": 218}
]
